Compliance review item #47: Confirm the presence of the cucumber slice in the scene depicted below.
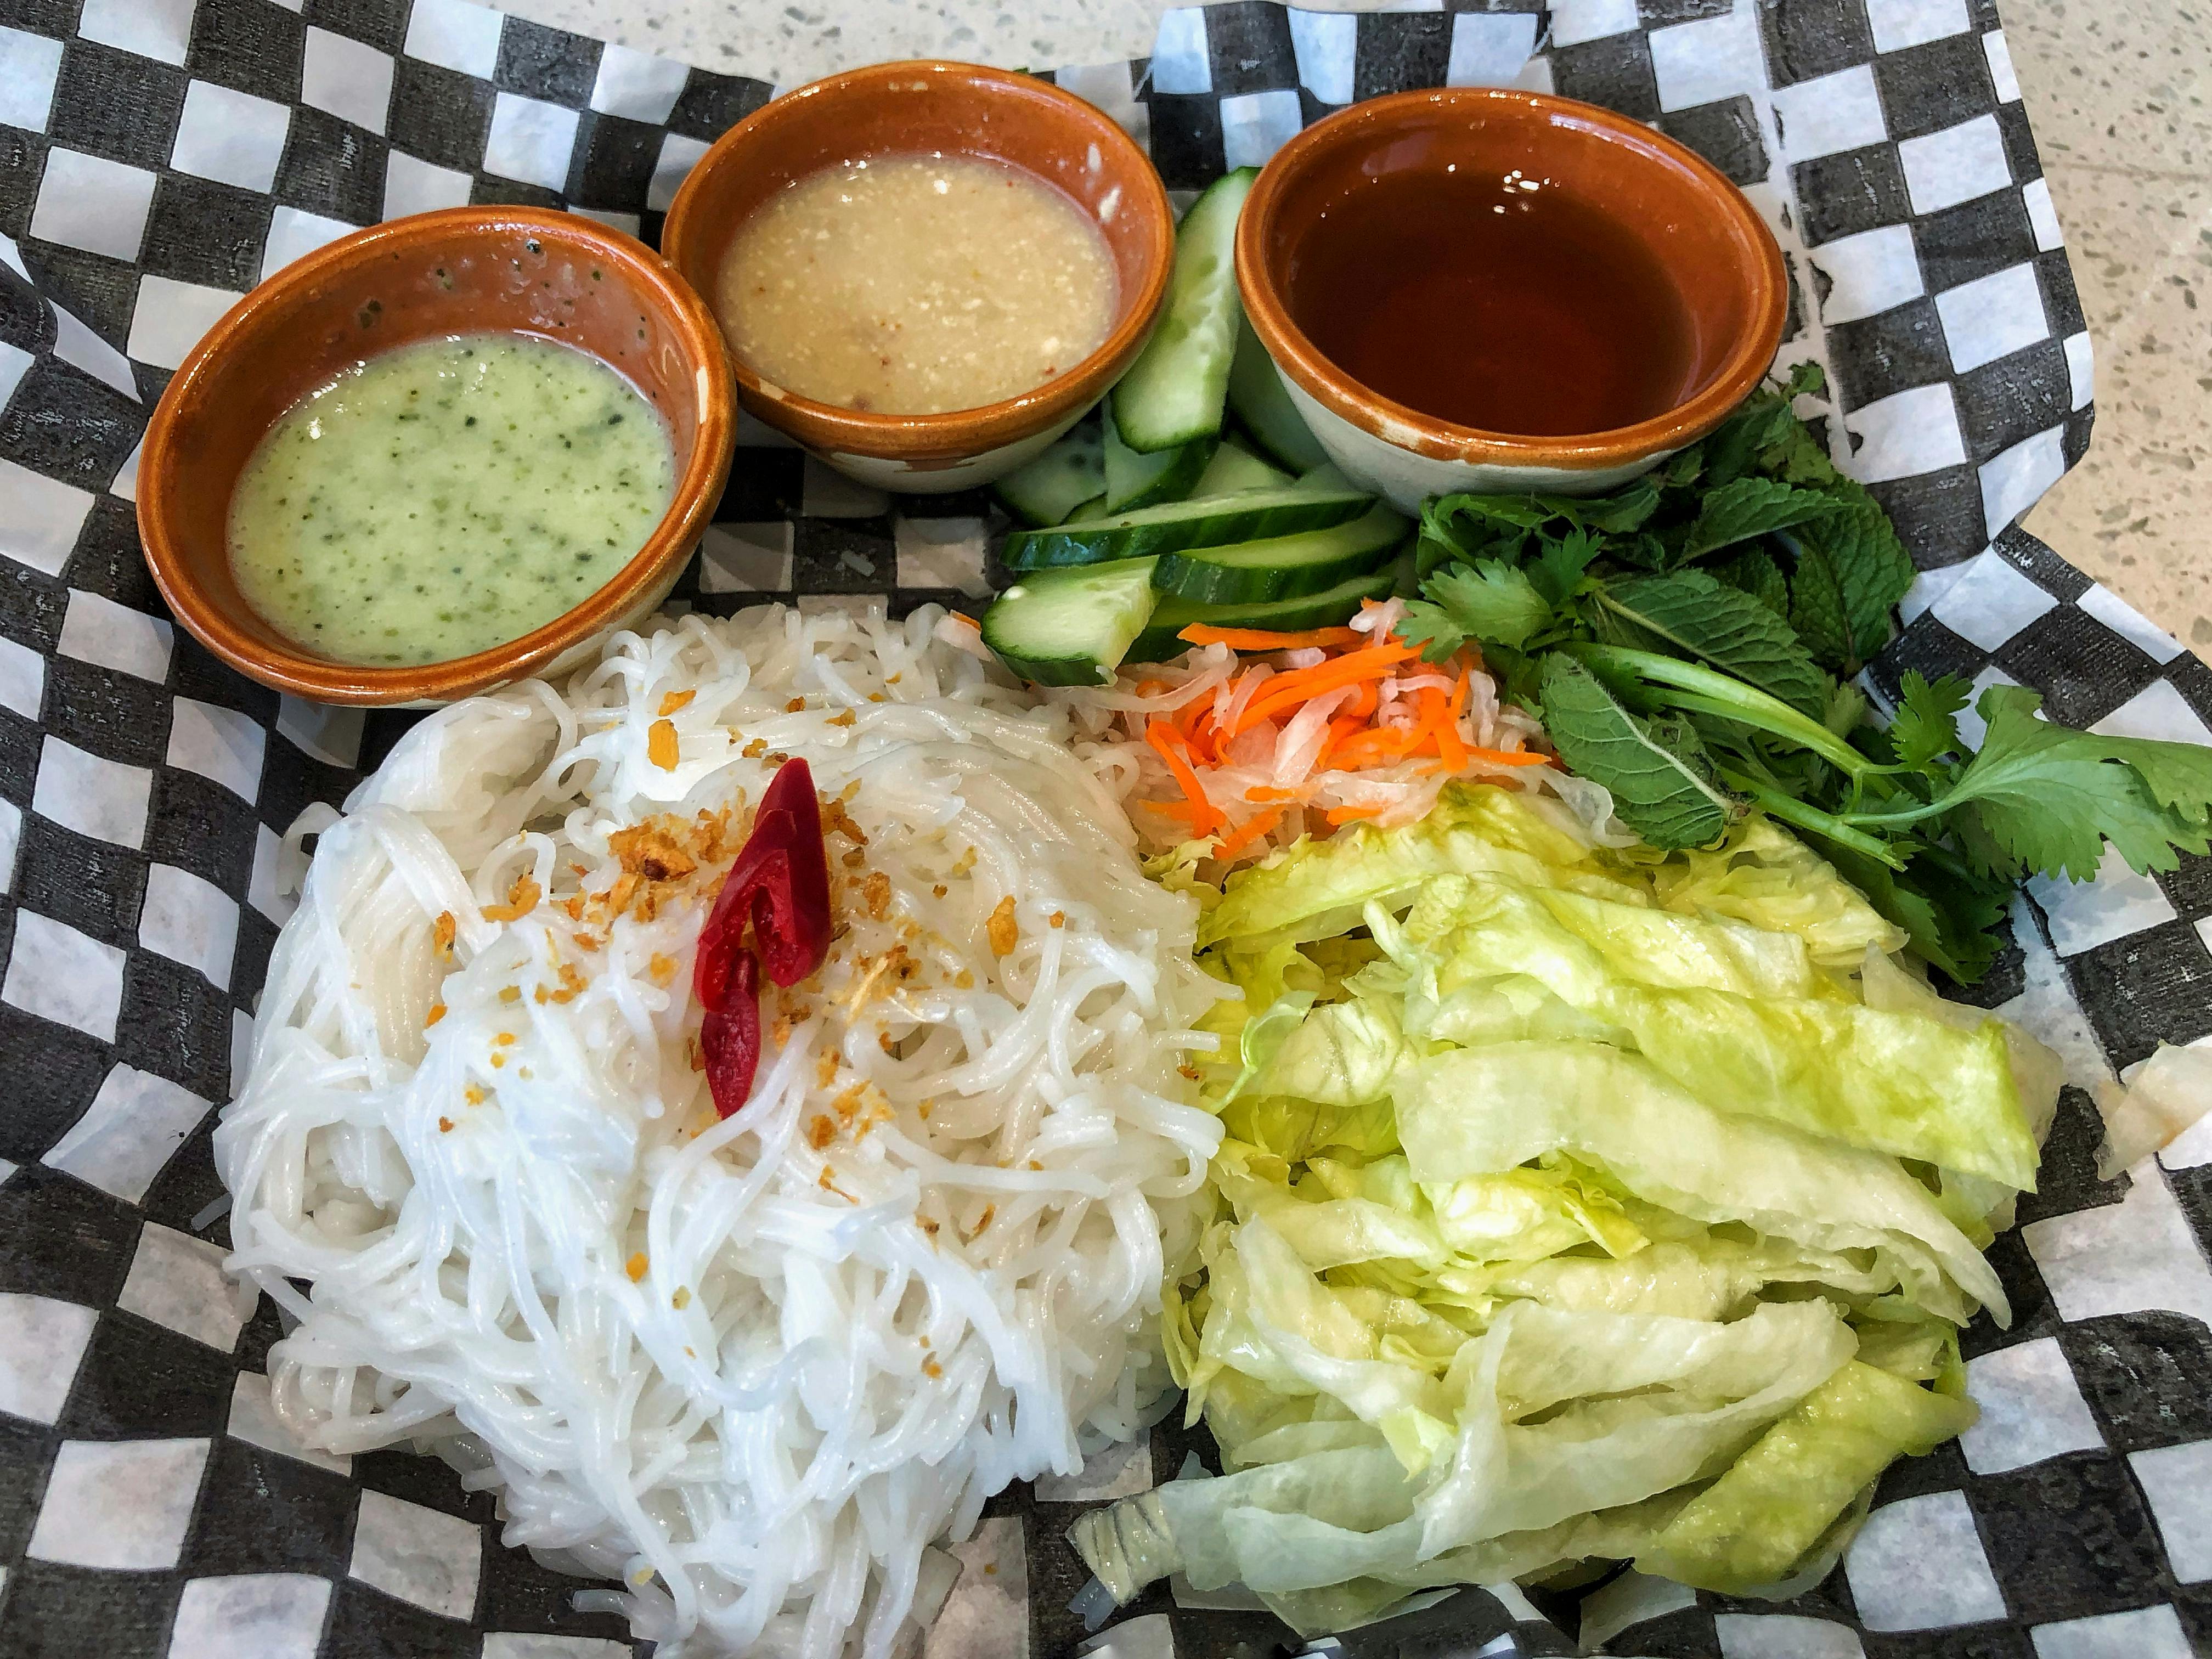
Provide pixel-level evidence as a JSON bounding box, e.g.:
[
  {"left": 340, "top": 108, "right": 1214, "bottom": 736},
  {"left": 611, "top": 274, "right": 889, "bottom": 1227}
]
[
  {"left": 1189, "top": 437, "right": 1294, "bottom": 499},
  {"left": 1002, "top": 482, "right": 1375, "bottom": 570},
  {"left": 980, "top": 557, "right": 1158, "bottom": 686},
  {"left": 1228, "top": 314, "right": 1330, "bottom": 473},
  {"left": 1128, "top": 564, "right": 1398, "bottom": 663},
  {"left": 1061, "top": 493, "right": 1108, "bottom": 524},
  {"left": 1110, "top": 168, "right": 1256, "bottom": 454},
  {"left": 1152, "top": 503, "right": 1409, "bottom": 607},
  {"left": 993, "top": 419, "right": 1107, "bottom": 527},
  {"left": 1103, "top": 411, "right": 1216, "bottom": 514}
]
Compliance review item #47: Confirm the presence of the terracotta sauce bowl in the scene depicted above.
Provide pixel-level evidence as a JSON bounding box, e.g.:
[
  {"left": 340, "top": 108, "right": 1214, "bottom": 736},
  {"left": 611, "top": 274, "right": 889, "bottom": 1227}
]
[
  {"left": 138, "top": 206, "right": 735, "bottom": 706},
  {"left": 662, "top": 60, "right": 1172, "bottom": 494},
  {"left": 1237, "top": 87, "right": 1787, "bottom": 510}
]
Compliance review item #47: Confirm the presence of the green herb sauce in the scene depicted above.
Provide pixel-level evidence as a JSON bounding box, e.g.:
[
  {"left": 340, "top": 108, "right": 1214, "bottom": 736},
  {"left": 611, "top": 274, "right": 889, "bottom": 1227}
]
[{"left": 228, "top": 333, "right": 676, "bottom": 667}]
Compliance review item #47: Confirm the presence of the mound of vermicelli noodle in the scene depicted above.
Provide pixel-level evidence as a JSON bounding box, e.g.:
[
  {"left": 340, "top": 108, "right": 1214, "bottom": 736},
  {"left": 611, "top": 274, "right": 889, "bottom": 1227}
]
[{"left": 218, "top": 602, "right": 1224, "bottom": 1657}]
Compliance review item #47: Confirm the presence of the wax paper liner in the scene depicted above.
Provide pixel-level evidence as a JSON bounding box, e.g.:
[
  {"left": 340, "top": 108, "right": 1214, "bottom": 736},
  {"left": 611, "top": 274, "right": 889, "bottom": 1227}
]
[{"left": 2, "top": 2, "right": 2206, "bottom": 1656}]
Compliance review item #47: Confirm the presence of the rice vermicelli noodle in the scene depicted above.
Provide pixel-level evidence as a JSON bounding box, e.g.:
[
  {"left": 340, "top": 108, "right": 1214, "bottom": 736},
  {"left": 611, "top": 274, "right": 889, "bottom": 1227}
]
[{"left": 218, "top": 603, "right": 1224, "bottom": 1657}]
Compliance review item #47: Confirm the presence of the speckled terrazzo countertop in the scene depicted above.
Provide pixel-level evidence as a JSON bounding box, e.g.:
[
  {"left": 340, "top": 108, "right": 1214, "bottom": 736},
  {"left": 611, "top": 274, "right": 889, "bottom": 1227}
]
[{"left": 502, "top": 0, "right": 2212, "bottom": 645}]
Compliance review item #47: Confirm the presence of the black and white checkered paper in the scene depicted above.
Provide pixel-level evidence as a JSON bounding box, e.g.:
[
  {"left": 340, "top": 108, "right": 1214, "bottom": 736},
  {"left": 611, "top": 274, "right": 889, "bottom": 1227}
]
[{"left": 0, "top": 2, "right": 2204, "bottom": 1655}]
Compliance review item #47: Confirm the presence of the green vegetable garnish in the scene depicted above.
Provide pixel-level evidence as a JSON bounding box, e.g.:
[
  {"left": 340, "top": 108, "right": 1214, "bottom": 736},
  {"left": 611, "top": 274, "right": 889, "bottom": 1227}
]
[
  {"left": 1396, "top": 362, "right": 2212, "bottom": 982},
  {"left": 1072, "top": 785, "right": 2052, "bottom": 1630}
]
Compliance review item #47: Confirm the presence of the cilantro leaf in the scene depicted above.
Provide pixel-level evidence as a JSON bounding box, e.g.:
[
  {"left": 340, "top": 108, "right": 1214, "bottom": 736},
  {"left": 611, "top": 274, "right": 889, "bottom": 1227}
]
[
  {"left": 1413, "top": 559, "right": 1555, "bottom": 652},
  {"left": 1538, "top": 654, "right": 1738, "bottom": 848},
  {"left": 1528, "top": 527, "right": 1604, "bottom": 607},
  {"left": 1888, "top": 671, "right": 1971, "bottom": 770},
  {"left": 1937, "top": 686, "right": 2212, "bottom": 880},
  {"left": 1683, "top": 477, "right": 1836, "bottom": 559},
  {"left": 1594, "top": 571, "right": 1832, "bottom": 719},
  {"left": 1781, "top": 360, "right": 1828, "bottom": 400},
  {"left": 1396, "top": 600, "right": 1463, "bottom": 663},
  {"left": 1714, "top": 549, "right": 1791, "bottom": 618},
  {"left": 1820, "top": 840, "right": 2010, "bottom": 986}
]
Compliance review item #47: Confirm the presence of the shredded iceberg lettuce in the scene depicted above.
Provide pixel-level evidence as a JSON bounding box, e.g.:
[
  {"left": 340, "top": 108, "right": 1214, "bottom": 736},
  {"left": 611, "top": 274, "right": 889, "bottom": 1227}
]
[{"left": 1077, "top": 787, "right": 2046, "bottom": 1637}]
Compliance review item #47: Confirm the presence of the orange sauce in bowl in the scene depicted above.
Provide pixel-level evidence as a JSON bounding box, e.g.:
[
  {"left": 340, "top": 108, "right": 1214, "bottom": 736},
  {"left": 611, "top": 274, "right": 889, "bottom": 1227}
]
[{"left": 1284, "top": 168, "right": 1696, "bottom": 438}]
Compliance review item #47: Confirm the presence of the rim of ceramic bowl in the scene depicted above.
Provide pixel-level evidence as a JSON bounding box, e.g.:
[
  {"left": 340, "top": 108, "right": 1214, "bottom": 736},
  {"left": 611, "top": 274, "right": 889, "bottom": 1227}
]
[
  {"left": 661, "top": 59, "right": 1173, "bottom": 463},
  {"left": 138, "top": 206, "right": 735, "bottom": 707},
  {"left": 1235, "top": 86, "right": 1789, "bottom": 471}
]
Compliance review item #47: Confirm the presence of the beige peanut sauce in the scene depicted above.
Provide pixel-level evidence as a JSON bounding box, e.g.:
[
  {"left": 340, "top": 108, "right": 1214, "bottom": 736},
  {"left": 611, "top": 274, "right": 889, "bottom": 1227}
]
[{"left": 714, "top": 154, "right": 1116, "bottom": 415}]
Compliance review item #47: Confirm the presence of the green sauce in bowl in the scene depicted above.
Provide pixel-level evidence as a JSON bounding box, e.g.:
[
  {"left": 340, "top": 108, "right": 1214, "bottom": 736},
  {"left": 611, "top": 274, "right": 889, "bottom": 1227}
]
[{"left": 227, "top": 332, "right": 676, "bottom": 668}]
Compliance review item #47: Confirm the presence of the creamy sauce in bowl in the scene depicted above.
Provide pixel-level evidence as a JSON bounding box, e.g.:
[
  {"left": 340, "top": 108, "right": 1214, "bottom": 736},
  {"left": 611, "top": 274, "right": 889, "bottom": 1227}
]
[
  {"left": 227, "top": 334, "right": 675, "bottom": 667},
  {"left": 715, "top": 154, "right": 1116, "bottom": 415}
]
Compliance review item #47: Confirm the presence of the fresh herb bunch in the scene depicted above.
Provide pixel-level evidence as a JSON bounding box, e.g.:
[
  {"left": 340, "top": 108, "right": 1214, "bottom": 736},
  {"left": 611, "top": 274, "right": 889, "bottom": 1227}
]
[{"left": 1400, "top": 364, "right": 2212, "bottom": 983}]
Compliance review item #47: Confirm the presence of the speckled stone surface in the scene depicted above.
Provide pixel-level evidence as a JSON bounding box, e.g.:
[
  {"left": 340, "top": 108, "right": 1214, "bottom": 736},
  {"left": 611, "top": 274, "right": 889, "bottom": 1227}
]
[{"left": 505, "top": 0, "right": 2210, "bottom": 639}]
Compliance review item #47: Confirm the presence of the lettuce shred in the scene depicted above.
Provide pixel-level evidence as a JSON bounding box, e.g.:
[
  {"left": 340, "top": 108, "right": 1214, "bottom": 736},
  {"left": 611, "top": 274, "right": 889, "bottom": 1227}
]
[{"left": 1081, "top": 785, "right": 2055, "bottom": 1637}]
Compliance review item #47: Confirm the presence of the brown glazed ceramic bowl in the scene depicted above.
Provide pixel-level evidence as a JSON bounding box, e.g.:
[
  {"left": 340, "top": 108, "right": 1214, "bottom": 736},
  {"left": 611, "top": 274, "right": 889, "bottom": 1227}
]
[
  {"left": 662, "top": 60, "right": 1172, "bottom": 493},
  {"left": 138, "top": 206, "right": 735, "bottom": 706},
  {"left": 1237, "top": 87, "right": 1787, "bottom": 511}
]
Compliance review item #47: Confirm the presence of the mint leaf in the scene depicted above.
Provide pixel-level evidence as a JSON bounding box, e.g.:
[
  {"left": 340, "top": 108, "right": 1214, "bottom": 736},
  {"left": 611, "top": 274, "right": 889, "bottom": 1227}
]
[
  {"left": 1683, "top": 477, "right": 1836, "bottom": 559},
  {"left": 1528, "top": 527, "right": 1603, "bottom": 606},
  {"left": 1554, "top": 475, "right": 1662, "bottom": 535},
  {"left": 1713, "top": 549, "right": 1791, "bottom": 619},
  {"left": 1425, "top": 493, "right": 1555, "bottom": 538},
  {"left": 1791, "top": 483, "right": 1914, "bottom": 658},
  {"left": 1595, "top": 571, "right": 1832, "bottom": 719},
  {"left": 1787, "top": 543, "right": 1854, "bottom": 674},
  {"left": 1702, "top": 396, "right": 1800, "bottom": 488},
  {"left": 1888, "top": 671, "right": 1971, "bottom": 770},
  {"left": 1538, "top": 654, "right": 1737, "bottom": 848},
  {"left": 1939, "top": 686, "right": 2212, "bottom": 880},
  {"left": 1418, "top": 559, "right": 1555, "bottom": 651}
]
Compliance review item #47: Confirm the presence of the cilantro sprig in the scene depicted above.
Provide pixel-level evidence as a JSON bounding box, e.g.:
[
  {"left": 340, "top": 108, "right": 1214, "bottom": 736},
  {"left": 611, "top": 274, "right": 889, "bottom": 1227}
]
[{"left": 1404, "top": 363, "right": 2212, "bottom": 984}]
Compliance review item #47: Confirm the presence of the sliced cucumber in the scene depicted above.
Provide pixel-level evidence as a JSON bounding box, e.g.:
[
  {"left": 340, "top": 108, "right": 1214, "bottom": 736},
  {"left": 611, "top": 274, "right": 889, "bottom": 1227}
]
[
  {"left": 1188, "top": 437, "right": 1294, "bottom": 499},
  {"left": 1002, "top": 482, "right": 1376, "bottom": 570},
  {"left": 981, "top": 558, "right": 1158, "bottom": 686},
  {"left": 1061, "top": 493, "right": 1108, "bottom": 524},
  {"left": 1128, "top": 564, "right": 1399, "bottom": 663},
  {"left": 1103, "top": 411, "right": 1216, "bottom": 514},
  {"left": 994, "top": 419, "right": 1107, "bottom": 527},
  {"left": 1110, "top": 168, "right": 1256, "bottom": 454},
  {"left": 1152, "top": 503, "right": 1409, "bottom": 607},
  {"left": 1229, "top": 315, "right": 1330, "bottom": 473}
]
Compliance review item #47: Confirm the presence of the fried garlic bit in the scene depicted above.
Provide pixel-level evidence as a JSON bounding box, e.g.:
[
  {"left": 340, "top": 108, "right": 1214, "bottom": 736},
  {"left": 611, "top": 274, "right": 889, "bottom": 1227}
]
[{"left": 986, "top": 895, "right": 1019, "bottom": 958}]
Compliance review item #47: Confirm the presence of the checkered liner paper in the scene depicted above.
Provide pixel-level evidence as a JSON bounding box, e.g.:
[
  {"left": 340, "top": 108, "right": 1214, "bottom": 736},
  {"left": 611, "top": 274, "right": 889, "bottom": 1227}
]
[{"left": 2, "top": 0, "right": 2208, "bottom": 1655}]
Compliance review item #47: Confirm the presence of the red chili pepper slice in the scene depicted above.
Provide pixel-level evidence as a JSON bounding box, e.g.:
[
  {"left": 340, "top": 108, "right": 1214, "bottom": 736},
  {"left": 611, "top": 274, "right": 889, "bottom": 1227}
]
[
  {"left": 693, "top": 757, "right": 834, "bottom": 1117},
  {"left": 697, "top": 951, "right": 760, "bottom": 1121}
]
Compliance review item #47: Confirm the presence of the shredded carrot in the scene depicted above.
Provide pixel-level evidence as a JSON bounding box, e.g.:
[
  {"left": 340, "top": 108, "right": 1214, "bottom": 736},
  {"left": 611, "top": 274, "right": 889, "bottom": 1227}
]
[
  {"left": 1212, "top": 808, "right": 1284, "bottom": 860},
  {"left": 1313, "top": 713, "right": 1366, "bottom": 772},
  {"left": 1178, "top": 624, "right": 1365, "bottom": 651},
  {"left": 1231, "top": 642, "right": 1419, "bottom": 735},
  {"left": 1146, "top": 721, "right": 1226, "bottom": 834},
  {"left": 1466, "top": 747, "right": 1550, "bottom": 768},
  {"left": 1244, "top": 785, "right": 1301, "bottom": 803},
  {"left": 1434, "top": 674, "right": 1471, "bottom": 771},
  {"left": 1183, "top": 703, "right": 1222, "bottom": 765},
  {"left": 1325, "top": 803, "right": 1387, "bottom": 825},
  {"left": 1329, "top": 726, "right": 1424, "bottom": 771}
]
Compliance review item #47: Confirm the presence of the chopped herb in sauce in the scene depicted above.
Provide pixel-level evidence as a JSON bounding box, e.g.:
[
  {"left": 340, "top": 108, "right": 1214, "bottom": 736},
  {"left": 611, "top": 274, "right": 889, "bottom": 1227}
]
[{"left": 228, "top": 333, "right": 675, "bottom": 667}]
